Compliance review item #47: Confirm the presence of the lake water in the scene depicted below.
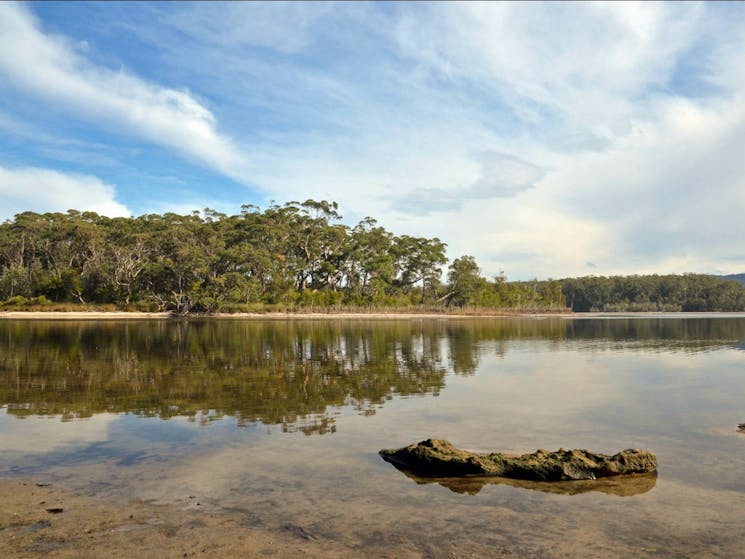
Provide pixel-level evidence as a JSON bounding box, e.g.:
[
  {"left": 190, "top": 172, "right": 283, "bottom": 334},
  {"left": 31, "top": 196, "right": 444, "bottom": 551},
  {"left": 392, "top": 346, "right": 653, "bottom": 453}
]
[{"left": 1, "top": 317, "right": 745, "bottom": 558}]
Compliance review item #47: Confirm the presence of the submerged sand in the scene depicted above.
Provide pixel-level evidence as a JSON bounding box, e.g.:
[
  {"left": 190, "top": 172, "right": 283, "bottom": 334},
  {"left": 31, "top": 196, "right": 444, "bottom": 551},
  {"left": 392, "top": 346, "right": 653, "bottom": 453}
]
[{"left": 0, "top": 479, "right": 356, "bottom": 559}]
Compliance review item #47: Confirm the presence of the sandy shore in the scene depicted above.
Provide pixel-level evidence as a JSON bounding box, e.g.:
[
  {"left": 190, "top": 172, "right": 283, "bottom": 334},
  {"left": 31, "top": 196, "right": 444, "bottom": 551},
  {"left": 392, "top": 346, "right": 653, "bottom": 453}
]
[
  {"left": 0, "top": 310, "right": 554, "bottom": 320},
  {"left": 0, "top": 479, "right": 356, "bottom": 559},
  {"left": 0, "top": 311, "right": 172, "bottom": 320},
  {"left": 4, "top": 310, "right": 739, "bottom": 321}
]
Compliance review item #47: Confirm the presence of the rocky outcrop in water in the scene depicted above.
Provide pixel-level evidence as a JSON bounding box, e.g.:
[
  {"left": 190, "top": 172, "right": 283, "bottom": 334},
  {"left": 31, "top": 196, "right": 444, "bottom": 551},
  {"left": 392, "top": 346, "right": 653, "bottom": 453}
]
[
  {"left": 379, "top": 439, "right": 657, "bottom": 481},
  {"left": 738, "top": 423, "right": 745, "bottom": 433}
]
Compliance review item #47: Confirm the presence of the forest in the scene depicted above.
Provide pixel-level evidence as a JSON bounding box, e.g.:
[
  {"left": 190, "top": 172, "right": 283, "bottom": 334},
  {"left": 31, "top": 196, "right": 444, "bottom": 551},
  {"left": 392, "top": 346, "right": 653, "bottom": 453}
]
[
  {"left": 0, "top": 200, "right": 743, "bottom": 313},
  {"left": 559, "top": 274, "right": 745, "bottom": 312},
  {"left": 721, "top": 273, "right": 745, "bottom": 286}
]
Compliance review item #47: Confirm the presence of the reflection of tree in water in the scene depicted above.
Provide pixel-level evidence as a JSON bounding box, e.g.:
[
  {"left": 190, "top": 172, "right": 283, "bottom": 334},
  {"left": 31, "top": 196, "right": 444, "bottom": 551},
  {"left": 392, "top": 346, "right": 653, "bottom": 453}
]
[
  {"left": 1, "top": 317, "right": 744, "bottom": 434},
  {"left": 1, "top": 320, "right": 455, "bottom": 434},
  {"left": 563, "top": 318, "right": 745, "bottom": 353}
]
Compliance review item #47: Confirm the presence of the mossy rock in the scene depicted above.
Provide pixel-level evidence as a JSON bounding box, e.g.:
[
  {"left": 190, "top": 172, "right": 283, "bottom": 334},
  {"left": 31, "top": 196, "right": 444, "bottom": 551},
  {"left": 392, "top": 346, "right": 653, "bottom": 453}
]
[{"left": 379, "top": 439, "right": 657, "bottom": 481}]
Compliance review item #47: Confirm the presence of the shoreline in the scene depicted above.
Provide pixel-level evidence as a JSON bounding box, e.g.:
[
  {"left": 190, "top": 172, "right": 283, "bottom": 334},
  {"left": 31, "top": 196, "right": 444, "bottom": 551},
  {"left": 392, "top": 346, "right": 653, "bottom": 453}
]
[
  {"left": 0, "top": 310, "right": 565, "bottom": 320},
  {"left": 1, "top": 310, "right": 745, "bottom": 320}
]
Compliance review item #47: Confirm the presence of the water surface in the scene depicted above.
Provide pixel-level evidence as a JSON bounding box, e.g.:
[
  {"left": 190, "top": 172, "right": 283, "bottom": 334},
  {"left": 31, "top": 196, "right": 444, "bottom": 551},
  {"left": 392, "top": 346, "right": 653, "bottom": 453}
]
[{"left": 1, "top": 317, "right": 745, "bottom": 558}]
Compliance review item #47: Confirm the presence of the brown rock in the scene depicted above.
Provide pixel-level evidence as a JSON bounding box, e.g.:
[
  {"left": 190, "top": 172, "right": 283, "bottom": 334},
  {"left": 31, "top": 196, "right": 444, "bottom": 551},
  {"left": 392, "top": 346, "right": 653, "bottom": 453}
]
[{"left": 379, "top": 439, "right": 657, "bottom": 481}]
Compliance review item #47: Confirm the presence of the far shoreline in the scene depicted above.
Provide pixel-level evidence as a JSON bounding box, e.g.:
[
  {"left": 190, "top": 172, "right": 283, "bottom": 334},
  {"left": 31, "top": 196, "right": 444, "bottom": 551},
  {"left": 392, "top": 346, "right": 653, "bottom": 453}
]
[
  {"left": 2, "top": 310, "right": 745, "bottom": 320},
  {"left": 0, "top": 310, "right": 557, "bottom": 320}
]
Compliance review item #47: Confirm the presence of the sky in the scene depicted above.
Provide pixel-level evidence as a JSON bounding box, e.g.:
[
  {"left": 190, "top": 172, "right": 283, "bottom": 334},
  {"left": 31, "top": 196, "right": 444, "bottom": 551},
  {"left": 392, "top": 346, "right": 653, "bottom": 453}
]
[{"left": 1, "top": 1, "right": 745, "bottom": 280}]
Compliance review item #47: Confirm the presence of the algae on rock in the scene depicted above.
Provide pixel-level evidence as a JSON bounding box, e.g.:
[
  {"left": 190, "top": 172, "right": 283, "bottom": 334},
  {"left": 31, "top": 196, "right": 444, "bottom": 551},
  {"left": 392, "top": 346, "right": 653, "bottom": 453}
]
[{"left": 379, "top": 439, "right": 657, "bottom": 482}]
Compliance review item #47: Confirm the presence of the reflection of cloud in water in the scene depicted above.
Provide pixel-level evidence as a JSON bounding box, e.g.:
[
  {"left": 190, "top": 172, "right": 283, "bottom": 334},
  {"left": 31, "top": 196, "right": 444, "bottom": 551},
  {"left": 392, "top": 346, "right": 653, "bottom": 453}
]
[
  {"left": 388, "top": 465, "right": 657, "bottom": 497},
  {"left": 0, "top": 409, "right": 117, "bottom": 453}
]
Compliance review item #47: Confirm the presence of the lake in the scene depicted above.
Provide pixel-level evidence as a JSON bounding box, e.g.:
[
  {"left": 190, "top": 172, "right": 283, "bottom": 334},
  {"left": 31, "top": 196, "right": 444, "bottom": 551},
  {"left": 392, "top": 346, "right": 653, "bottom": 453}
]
[{"left": 1, "top": 316, "right": 745, "bottom": 558}]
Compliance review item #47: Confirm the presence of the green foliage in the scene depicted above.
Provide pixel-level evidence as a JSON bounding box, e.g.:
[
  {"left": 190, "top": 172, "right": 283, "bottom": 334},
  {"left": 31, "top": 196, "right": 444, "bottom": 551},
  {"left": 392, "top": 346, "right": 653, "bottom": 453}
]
[
  {"left": 446, "top": 255, "right": 485, "bottom": 307},
  {"left": 0, "top": 202, "right": 455, "bottom": 313},
  {"left": 0, "top": 264, "right": 31, "bottom": 299},
  {"left": 560, "top": 274, "right": 745, "bottom": 312},
  {"left": 443, "top": 257, "right": 566, "bottom": 311},
  {"left": 719, "top": 273, "right": 745, "bottom": 286},
  {"left": 3, "top": 203, "right": 738, "bottom": 314},
  {"left": 0, "top": 295, "right": 30, "bottom": 307}
]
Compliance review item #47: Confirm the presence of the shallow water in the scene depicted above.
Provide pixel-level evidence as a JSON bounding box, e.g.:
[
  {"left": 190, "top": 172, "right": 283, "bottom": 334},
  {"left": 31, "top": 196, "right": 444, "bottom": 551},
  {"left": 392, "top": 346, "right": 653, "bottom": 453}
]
[{"left": 1, "top": 317, "right": 745, "bottom": 558}]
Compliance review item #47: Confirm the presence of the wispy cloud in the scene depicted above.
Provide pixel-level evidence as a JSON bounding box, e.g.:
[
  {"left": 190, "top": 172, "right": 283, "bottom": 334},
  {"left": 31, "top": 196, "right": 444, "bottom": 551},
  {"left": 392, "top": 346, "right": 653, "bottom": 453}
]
[
  {"left": 2, "top": 2, "right": 745, "bottom": 278},
  {"left": 391, "top": 3, "right": 702, "bottom": 141},
  {"left": 0, "top": 3, "right": 248, "bottom": 183},
  {"left": 391, "top": 152, "right": 547, "bottom": 215},
  {"left": 163, "top": 2, "right": 338, "bottom": 55}
]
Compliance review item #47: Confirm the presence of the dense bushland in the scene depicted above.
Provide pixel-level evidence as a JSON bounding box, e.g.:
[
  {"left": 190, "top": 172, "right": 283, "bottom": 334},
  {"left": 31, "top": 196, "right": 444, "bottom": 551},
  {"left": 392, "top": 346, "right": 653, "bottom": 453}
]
[
  {"left": 1, "top": 201, "right": 742, "bottom": 313},
  {"left": 0, "top": 201, "right": 563, "bottom": 313}
]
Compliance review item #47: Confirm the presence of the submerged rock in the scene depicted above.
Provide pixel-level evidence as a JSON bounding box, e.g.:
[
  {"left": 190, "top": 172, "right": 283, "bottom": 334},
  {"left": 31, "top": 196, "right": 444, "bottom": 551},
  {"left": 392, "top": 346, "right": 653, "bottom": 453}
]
[
  {"left": 738, "top": 424, "right": 745, "bottom": 433},
  {"left": 379, "top": 439, "right": 657, "bottom": 481}
]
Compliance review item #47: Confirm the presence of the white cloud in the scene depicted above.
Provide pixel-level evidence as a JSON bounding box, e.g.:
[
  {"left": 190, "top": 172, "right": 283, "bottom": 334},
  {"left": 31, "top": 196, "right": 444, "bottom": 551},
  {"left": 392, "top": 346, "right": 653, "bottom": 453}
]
[
  {"left": 0, "top": 165, "right": 130, "bottom": 219},
  {"left": 258, "top": 1, "right": 744, "bottom": 278},
  {"left": 392, "top": 2, "right": 701, "bottom": 141},
  {"left": 547, "top": 97, "right": 745, "bottom": 275},
  {"left": 3, "top": 2, "right": 745, "bottom": 278},
  {"left": 0, "top": 2, "right": 249, "bottom": 183}
]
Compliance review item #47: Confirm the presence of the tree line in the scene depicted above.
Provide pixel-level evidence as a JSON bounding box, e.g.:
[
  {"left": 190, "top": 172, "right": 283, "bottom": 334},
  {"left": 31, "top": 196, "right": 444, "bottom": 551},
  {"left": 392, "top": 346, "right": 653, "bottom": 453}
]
[
  {"left": 0, "top": 201, "right": 742, "bottom": 313},
  {"left": 560, "top": 274, "right": 745, "bottom": 312},
  {"left": 0, "top": 201, "right": 562, "bottom": 313}
]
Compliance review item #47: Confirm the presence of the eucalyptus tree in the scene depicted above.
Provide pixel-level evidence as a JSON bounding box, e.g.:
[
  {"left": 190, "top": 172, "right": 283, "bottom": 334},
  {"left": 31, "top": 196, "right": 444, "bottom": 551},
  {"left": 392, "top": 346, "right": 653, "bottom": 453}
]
[
  {"left": 344, "top": 217, "right": 396, "bottom": 304},
  {"left": 292, "top": 200, "right": 347, "bottom": 292},
  {"left": 446, "top": 255, "right": 487, "bottom": 307},
  {"left": 391, "top": 235, "right": 447, "bottom": 303}
]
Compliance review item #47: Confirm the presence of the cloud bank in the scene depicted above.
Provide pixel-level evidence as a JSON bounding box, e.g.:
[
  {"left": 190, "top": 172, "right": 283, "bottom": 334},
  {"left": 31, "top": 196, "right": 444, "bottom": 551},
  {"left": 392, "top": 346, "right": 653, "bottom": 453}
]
[{"left": 0, "top": 165, "right": 129, "bottom": 218}]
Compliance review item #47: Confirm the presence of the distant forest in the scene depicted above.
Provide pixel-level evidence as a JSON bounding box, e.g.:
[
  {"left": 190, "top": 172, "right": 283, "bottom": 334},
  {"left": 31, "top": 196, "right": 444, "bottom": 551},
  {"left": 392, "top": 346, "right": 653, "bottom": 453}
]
[
  {"left": 720, "top": 273, "right": 745, "bottom": 286},
  {"left": 559, "top": 274, "right": 745, "bottom": 312},
  {"left": 0, "top": 201, "right": 743, "bottom": 313}
]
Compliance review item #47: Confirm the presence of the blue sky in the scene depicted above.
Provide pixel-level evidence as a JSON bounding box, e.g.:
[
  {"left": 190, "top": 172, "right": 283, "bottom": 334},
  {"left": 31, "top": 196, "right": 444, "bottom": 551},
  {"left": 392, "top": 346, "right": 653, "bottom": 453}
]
[{"left": 1, "top": 2, "right": 745, "bottom": 279}]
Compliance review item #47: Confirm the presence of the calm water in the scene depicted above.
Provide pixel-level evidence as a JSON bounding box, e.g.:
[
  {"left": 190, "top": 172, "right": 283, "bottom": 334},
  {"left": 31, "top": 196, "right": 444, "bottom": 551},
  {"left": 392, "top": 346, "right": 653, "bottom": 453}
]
[{"left": 2, "top": 317, "right": 745, "bottom": 558}]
